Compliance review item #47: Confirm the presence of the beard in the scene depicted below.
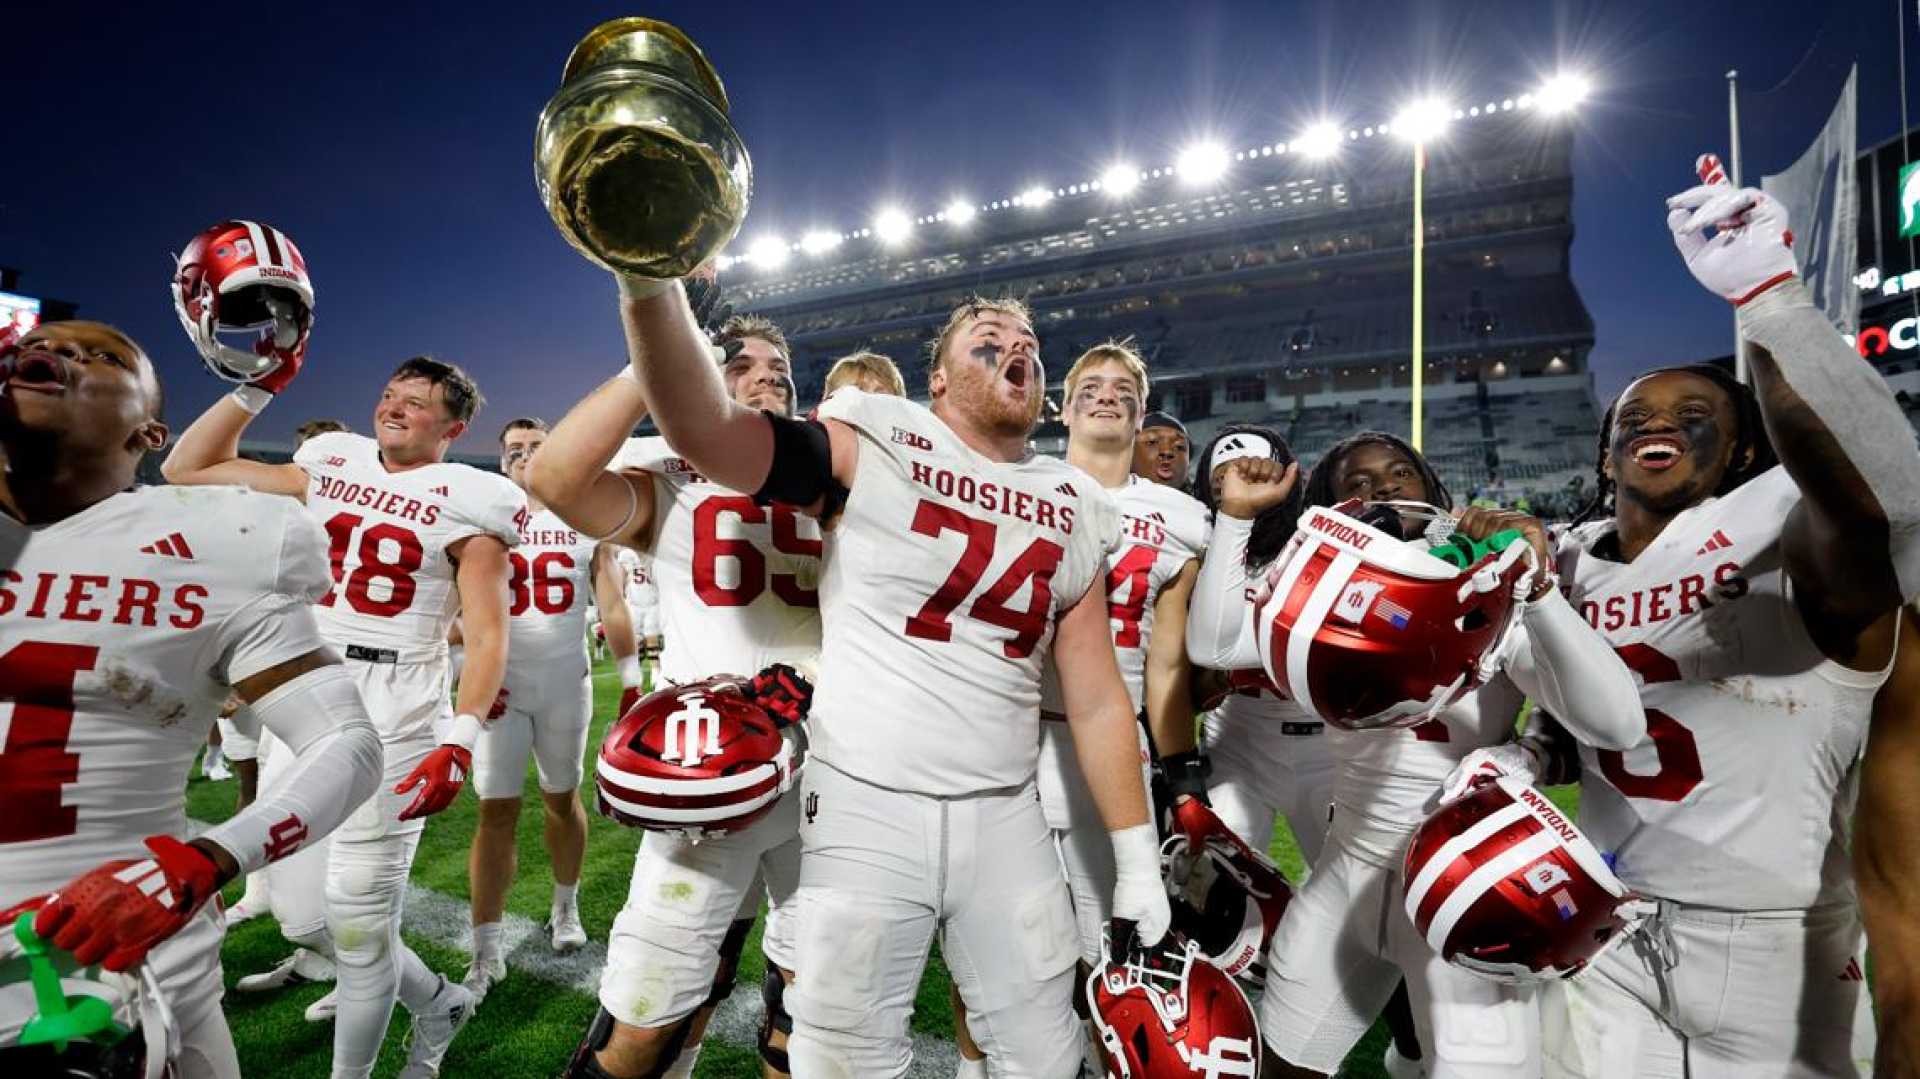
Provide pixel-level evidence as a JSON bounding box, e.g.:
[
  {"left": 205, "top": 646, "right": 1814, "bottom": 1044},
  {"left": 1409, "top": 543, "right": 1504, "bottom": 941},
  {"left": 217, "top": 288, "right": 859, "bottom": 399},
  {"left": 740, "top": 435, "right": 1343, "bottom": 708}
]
[{"left": 947, "top": 364, "right": 1041, "bottom": 439}]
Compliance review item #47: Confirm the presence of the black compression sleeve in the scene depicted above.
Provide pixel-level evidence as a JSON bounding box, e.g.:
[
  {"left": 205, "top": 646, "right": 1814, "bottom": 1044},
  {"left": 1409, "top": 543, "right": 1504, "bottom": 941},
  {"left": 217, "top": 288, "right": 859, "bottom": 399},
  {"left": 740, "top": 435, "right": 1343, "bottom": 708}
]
[{"left": 753, "top": 411, "right": 847, "bottom": 514}]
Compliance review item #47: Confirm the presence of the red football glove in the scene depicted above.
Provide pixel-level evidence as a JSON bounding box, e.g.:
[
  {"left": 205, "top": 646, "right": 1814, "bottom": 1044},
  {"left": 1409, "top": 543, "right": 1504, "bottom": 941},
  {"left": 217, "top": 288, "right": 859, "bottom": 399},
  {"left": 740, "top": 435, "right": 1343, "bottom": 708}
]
[
  {"left": 395, "top": 744, "right": 472, "bottom": 821},
  {"left": 747, "top": 663, "right": 814, "bottom": 726},
  {"left": 35, "top": 835, "right": 223, "bottom": 971}
]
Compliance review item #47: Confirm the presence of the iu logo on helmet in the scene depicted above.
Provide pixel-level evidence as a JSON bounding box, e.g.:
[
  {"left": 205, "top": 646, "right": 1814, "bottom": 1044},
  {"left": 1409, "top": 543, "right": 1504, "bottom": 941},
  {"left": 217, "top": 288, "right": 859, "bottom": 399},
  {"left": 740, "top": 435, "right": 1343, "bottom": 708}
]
[
  {"left": 663, "top": 696, "right": 723, "bottom": 766},
  {"left": 1189, "top": 1036, "right": 1258, "bottom": 1078}
]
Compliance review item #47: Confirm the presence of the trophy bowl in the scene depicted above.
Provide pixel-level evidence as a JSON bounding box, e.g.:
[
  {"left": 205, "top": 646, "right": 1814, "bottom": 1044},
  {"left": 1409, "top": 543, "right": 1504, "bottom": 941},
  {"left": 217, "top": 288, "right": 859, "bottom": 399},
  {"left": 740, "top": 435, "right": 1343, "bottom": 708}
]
[{"left": 535, "top": 18, "right": 751, "bottom": 279}]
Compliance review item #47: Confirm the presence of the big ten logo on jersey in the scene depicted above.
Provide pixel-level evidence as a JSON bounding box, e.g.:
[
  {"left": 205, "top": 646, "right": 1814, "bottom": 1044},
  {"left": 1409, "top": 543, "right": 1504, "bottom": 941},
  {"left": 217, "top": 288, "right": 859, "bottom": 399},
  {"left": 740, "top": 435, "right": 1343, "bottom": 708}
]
[
  {"left": 0, "top": 570, "right": 207, "bottom": 629},
  {"left": 891, "top": 427, "right": 933, "bottom": 452},
  {"left": 662, "top": 694, "right": 723, "bottom": 766},
  {"left": 692, "top": 495, "right": 821, "bottom": 608},
  {"left": 1579, "top": 560, "right": 1747, "bottom": 634}
]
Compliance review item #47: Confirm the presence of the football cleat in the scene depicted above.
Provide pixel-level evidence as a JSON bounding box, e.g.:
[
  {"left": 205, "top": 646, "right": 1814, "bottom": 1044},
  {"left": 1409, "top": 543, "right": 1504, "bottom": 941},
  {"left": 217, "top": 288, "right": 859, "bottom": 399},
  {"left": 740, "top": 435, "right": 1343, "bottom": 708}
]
[
  {"left": 397, "top": 975, "right": 473, "bottom": 1078},
  {"left": 548, "top": 906, "right": 588, "bottom": 955},
  {"left": 233, "top": 948, "right": 335, "bottom": 994},
  {"left": 461, "top": 956, "right": 506, "bottom": 1001}
]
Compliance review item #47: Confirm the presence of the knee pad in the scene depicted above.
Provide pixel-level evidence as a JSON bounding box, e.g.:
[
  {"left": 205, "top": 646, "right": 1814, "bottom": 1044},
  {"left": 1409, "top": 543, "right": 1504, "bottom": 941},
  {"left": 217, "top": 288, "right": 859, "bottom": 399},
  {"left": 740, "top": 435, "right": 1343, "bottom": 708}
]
[
  {"left": 758, "top": 964, "right": 793, "bottom": 1074},
  {"left": 563, "top": 1008, "right": 696, "bottom": 1079},
  {"left": 703, "top": 918, "right": 753, "bottom": 1008}
]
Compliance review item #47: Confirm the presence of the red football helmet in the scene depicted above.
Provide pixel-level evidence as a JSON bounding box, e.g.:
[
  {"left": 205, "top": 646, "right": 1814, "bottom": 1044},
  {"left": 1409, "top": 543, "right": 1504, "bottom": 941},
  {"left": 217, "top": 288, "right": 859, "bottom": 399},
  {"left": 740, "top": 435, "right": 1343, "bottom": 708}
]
[
  {"left": 1162, "top": 799, "right": 1290, "bottom": 986},
  {"left": 171, "top": 220, "right": 314, "bottom": 383},
  {"left": 1086, "top": 930, "right": 1263, "bottom": 1079},
  {"left": 594, "top": 678, "right": 797, "bottom": 840},
  {"left": 1402, "top": 775, "right": 1642, "bottom": 981},
  {"left": 1251, "top": 502, "right": 1531, "bottom": 730}
]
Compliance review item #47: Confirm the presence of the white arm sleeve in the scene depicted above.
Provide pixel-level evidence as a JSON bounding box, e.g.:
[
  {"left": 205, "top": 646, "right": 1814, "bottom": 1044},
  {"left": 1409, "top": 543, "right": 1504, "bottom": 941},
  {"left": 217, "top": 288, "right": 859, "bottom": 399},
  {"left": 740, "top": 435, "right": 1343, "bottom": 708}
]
[
  {"left": 1739, "top": 279, "right": 1920, "bottom": 600},
  {"left": 200, "top": 664, "right": 384, "bottom": 876},
  {"left": 1501, "top": 589, "right": 1645, "bottom": 752},
  {"left": 1185, "top": 514, "right": 1262, "bottom": 670}
]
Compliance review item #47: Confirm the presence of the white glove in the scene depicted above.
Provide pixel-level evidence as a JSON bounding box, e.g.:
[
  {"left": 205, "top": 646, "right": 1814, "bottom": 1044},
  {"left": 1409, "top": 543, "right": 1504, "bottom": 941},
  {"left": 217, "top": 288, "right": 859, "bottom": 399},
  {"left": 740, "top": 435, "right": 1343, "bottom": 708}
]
[
  {"left": 615, "top": 653, "right": 643, "bottom": 688},
  {"left": 1666, "top": 153, "right": 1798, "bottom": 306},
  {"left": 1437, "top": 743, "right": 1541, "bottom": 806},
  {"left": 1110, "top": 823, "right": 1171, "bottom": 949}
]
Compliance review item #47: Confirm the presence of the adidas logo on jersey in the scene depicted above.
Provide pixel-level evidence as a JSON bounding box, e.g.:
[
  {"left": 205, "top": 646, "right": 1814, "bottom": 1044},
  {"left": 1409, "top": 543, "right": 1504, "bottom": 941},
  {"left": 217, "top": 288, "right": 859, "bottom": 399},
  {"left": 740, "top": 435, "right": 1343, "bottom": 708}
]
[
  {"left": 1055, "top": 481, "right": 1078, "bottom": 498},
  {"left": 140, "top": 532, "right": 196, "bottom": 559},
  {"left": 891, "top": 427, "right": 933, "bottom": 451},
  {"left": 1839, "top": 957, "right": 1865, "bottom": 982},
  {"left": 1696, "top": 529, "right": 1733, "bottom": 556}
]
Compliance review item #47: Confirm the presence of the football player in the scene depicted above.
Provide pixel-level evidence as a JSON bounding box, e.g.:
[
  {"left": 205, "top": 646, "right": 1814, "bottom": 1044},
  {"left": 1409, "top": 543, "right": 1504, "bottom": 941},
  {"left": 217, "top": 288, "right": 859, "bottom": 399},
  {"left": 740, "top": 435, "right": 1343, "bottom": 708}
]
[
  {"left": 0, "top": 320, "right": 383, "bottom": 1076},
  {"left": 822, "top": 350, "right": 906, "bottom": 400},
  {"left": 462, "top": 418, "right": 639, "bottom": 997},
  {"left": 164, "top": 322, "right": 521, "bottom": 1077},
  {"left": 611, "top": 270, "right": 1165, "bottom": 1077},
  {"left": 1184, "top": 424, "right": 1335, "bottom": 865},
  {"left": 529, "top": 302, "right": 819, "bottom": 1079},
  {"left": 949, "top": 342, "right": 1208, "bottom": 1077},
  {"left": 1484, "top": 160, "right": 1920, "bottom": 1078},
  {"left": 615, "top": 548, "right": 662, "bottom": 694},
  {"left": 1132, "top": 411, "right": 1191, "bottom": 491},
  {"left": 1187, "top": 430, "right": 1645, "bottom": 1078}
]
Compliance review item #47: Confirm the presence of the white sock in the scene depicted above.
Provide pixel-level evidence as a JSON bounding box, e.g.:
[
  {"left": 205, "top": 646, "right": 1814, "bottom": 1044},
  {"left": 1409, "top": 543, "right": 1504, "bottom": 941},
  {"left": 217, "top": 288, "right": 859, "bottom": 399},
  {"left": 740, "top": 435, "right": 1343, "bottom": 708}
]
[
  {"left": 956, "top": 1056, "right": 987, "bottom": 1078},
  {"left": 395, "top": 941, "right": 443, "bottom": 1010},
  {"left": 471, "top": 921, "right": 503, "bottom": 959},
  {"left": 552, "top": 883, "right": 578, "bottom": 911},
  {"left": 662, "top": 1043, "right": 701, "bottom": 1078}
]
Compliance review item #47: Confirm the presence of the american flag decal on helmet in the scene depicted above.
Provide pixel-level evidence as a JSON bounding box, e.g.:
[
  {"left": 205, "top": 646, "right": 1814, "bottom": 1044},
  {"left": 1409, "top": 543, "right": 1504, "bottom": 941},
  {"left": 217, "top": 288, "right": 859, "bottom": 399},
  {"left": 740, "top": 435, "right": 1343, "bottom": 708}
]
[{"left": 1373, "top": 597, "right": 1412, "bottom": 629}]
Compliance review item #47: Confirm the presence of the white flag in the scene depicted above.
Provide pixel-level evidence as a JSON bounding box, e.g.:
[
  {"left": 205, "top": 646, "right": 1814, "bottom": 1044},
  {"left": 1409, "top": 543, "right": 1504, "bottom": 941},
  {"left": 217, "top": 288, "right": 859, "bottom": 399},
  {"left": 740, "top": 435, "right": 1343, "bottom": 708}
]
[{"left": 1762, "top": 65, "right": 1859, "bottom": 334}]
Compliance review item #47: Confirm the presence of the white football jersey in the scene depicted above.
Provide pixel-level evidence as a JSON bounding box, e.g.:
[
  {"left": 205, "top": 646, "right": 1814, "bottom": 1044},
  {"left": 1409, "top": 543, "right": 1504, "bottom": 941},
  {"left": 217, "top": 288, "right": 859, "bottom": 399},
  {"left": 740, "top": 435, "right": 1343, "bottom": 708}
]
[
  {"left": 1040, "top": 477, "right": 1209, "bottom": 714},
  {"left": 294, "top": 431, "right": 522, "bottom": 659},
  {"left": 505, "top": 507, "right": 599, "bottom": 681},
  {"left": 620, "top": 547, "right": 659, "bottom": 614},
  {"left": 811, "top": 390, "right": 1124, "bottom": 795},
  {"left": 614, "top": 436, "right": 821, "bottom": 681},
  {"left": 1557, "top": 467, "right": 1887, "bottom": 909},
  {"left": 0, "top": 487, "right": 330, "bottom": 904}
]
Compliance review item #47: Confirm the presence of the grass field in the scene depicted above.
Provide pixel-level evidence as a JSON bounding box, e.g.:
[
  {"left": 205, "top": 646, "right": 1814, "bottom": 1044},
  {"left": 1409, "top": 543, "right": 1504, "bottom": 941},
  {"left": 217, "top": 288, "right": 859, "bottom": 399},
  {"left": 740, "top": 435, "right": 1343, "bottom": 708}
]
[{"left": 186, "top": 659, "right": 1573, "bottom": 1078}]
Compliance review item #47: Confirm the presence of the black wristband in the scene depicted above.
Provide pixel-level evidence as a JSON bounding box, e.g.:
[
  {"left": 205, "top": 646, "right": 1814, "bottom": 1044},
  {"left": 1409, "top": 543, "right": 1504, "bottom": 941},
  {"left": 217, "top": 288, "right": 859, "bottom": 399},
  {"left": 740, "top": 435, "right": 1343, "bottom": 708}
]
[
  {"left": 753, "top": 411, "right": 848, "bottom": 515},
  {"left": 1160, "top": 749, "right": 1211, "bottom": 803}
]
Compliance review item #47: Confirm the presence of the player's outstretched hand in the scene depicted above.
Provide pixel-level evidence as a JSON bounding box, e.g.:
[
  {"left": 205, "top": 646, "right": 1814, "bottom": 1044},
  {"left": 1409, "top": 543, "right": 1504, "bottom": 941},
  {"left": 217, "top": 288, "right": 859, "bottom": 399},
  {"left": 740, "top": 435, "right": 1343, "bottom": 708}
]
[
  {"left": 396, "top": 743, "right": 472, "bottom": 821},
  {"left": 1437, "top": 743, "right": 1542, "bottom": 807},
  {"left": 36, "top": 835, "right": 223, "bottom": 971},
  {"left": 1216, "top": 457, "right": 1299, "bottom": 520},
  {"left": 1666, "top": 153, "right": 1797, "bottom": 306}
]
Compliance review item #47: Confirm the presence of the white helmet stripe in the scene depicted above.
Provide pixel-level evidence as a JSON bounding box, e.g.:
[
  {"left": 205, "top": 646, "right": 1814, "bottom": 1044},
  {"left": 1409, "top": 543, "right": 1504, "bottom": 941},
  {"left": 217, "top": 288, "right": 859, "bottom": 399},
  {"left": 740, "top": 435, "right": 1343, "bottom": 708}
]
[
  {"left": 1423, "top": 827, "right": 1560, "bottom": 956},
  {"left": 242, "top": 221, "right": 274, "bottom": 270},
  {"left": 1402, "top": 799, "right": 1534, "bottom": 917},
  {"left": 596, "top": 755, "right": 783, "bottom": 797},
  {"left": 1286, "top": 545, "right": 1360, "bottom": 723},
  {"left": 597, "top": 781, "right": 784, "bottom": 823}
]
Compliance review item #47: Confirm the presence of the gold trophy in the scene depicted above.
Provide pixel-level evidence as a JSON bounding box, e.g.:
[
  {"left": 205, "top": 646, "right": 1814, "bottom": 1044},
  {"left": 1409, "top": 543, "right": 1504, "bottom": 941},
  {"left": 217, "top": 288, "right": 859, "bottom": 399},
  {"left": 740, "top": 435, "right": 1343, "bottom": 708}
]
[{"left": 535, "top": 18, "right": 750, "bottom": 279}]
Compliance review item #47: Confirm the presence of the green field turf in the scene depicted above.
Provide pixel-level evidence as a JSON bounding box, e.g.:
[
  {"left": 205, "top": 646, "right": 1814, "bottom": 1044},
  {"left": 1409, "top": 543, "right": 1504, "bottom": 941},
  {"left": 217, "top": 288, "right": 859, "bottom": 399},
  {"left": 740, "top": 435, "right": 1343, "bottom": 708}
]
[{"left": 187, "top": 659, "right": 1576, "bottom": 1078}]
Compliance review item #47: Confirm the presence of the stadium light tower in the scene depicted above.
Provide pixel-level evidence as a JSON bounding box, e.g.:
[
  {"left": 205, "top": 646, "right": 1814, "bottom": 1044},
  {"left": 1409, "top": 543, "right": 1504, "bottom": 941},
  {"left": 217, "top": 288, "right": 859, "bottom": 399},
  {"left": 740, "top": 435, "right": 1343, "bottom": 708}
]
[
  {"left": 874, "top": 207, "right": 912, "bottom": 246},
  {"left": 1176, "top": 141, "right": 1231, "bottom": 186},
  {"left": 748, "top": 235, "right": 789, "bottom": 270},
  {"left": 1535, "top": 72, "right": 1591, "bottom": 115},
  {"left": 1102, "top": 163, "right": 1141, "bottom": 196},
  {"left": 1393, "top": 98, "right": 1453, "bottom": 452},
  {"left": 944, "top": 199, "right": 977, "bottom": 226},
  {"left": 1296, "top": 122, "right": 1343, "bottom": 159}
]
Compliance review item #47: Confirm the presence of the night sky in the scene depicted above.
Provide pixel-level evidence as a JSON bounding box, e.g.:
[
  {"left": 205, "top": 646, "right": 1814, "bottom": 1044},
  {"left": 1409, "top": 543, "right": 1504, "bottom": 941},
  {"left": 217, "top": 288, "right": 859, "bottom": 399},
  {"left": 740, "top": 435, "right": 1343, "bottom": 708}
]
[{"left": 5, "top": 0, "right": 1904, "bottom": 451}]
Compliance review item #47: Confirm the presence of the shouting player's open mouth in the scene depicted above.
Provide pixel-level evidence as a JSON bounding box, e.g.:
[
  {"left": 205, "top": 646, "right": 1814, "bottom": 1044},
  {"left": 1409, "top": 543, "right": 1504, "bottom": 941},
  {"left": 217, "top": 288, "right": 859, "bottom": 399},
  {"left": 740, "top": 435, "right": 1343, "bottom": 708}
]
[
  {"left": 4, "top": 350, "right": 70, "bottom": 395},
  {"left": 1001, "top": 355, "right": 1032, "bottom": 393},
  {"left": 1628, "top": 434, "right": 1686, "bottom": 473}
]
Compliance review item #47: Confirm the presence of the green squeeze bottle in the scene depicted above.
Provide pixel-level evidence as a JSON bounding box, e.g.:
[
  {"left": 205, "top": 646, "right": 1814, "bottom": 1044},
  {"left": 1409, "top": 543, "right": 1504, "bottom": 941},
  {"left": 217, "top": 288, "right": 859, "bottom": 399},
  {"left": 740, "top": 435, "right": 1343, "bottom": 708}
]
[{"left": 1428, "top": 528, "right": 1527, "bottom": 571}]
